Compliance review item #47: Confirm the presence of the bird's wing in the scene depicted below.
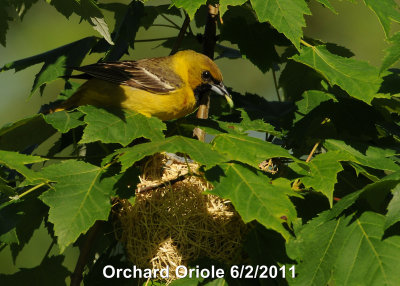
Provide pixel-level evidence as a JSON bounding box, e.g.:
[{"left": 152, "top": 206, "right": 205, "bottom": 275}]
[{"left": 74, "top": 58, "right": 183, "bottom": 94}]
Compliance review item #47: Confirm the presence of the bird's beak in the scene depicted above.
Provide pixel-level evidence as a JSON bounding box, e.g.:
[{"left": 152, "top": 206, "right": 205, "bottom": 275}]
[{"left": 210, "top": 82, "right": 234, "bottom": 108}]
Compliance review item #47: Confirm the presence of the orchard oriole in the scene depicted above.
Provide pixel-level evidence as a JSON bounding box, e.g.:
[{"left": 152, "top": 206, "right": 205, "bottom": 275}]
[{"left": 54, "top": 50, "right": 233, "bottom": 120}]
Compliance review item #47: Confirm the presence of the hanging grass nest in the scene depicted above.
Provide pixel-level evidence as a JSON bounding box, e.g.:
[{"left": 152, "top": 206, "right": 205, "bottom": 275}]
[{"left": 114, "top": 153, "right": 247, "bottom": 283}]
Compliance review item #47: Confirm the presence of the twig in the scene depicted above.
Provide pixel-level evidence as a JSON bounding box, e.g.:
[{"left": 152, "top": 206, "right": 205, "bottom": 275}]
[
  {"left": 170, "top": 13, "right": 191, "bottom": 55},
  {"left": 70, "top": 221, "right": 103, "bottom": 286},
  {"left": 193, "top": 4, "right": 219, "bottom": 142},
  {"left": 272, "top": 68, "right": 282, "bottom": 102},
  {"left": 306, "top": 141, "right": 320, "bottom": 163},
  {"left": 137, "top": 174, "right": 189, "bottom": 194}
]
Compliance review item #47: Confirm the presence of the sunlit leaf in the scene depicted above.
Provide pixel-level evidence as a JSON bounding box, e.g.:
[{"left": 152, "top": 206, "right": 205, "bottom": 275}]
[
  {"left": 212, "top": 133, "right": 295, "bottom": 169},
  {"left": 315, "top": 0, "right": 336, "bottom": 13},
  {"left": 0, "top": 150, "right": 47, "bottom": 184},
  {"left": 295, "top": 90, "right": 337, "bottom": 123},
  {"left": 287, "top": 211, "right": 400, "bottom": 286},
  {"left": 385, "top": 184, "right": 400, "bottom": 229},
  {"left": 117, "top": 135, "right": 226, "bottom": 172},
  {"left": 207, "top": 163, "right": 297, "bottom": 240},
  {"left": 171, "top": 0, "right": 206, "bottom": 19},
  {"left": 79, "top": 106, "right": 166, "bottom": 146},
  {"left": 324, "top": 139, "right": 400, "bottom": 172},
  {"left": 363, "top": 0, "right": 400, "bottom": 38},
  {"left": 219, "top": 0, "right": 247, "bottom": 16},
  {"left": 250, "top": 0, "right": 311, "bottom": 49},
  {"left": 300, "top": 151, "right": 344, "bottom": 206},
  {"left": 381, "top": 32, "right": 400, "bottom": 73},
  {"left": 292, "top": 45, "right": 383, "bottom": 104},
  {"left": 44, "top": 110, "right": 84, "bottom": 133},
  {"left": 40, "top": 160, "right": 117, "bottom": 251}
]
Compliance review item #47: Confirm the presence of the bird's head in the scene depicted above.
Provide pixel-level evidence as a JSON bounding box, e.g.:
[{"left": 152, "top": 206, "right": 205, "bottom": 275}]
[{"left": 173, "top": 50, "right": 233, "bottom": 108}]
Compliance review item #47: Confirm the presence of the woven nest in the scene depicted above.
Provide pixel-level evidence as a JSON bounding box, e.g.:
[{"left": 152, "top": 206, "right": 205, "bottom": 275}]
[{"left": 114, "top": 153, "right": 246, "bottom": 283}]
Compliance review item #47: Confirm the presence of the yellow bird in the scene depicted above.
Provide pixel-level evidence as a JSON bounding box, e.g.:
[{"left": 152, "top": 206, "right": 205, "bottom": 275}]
[{"left": 54, "top": 50, "right": 233, "bottom": 120}]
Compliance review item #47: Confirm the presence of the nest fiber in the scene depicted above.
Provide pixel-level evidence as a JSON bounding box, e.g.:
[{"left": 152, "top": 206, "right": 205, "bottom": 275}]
[{"left": 115, "top": 153, "right": 246, "bottom": 282}]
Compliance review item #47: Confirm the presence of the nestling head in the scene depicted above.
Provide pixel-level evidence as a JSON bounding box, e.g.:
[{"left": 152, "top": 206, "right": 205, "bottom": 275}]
[{"left": 173, "top": 50, "right": 233, "bottom": 107}]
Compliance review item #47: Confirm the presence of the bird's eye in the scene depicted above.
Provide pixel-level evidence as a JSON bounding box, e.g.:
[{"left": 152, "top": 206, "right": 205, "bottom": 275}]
[{"left": 202, "top": 70, "right": 211, "bottom": 81}]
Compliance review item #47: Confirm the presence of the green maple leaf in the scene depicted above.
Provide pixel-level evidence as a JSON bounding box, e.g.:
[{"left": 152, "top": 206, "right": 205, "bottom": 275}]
[
  {"left": 292, "top": 45, "right": 383, "bottom": 104},
  {"left": 79, "top": 106, "right": 166, "bottom": 146},
  {"left": 315, "top": 0, "right": 336, "bottom": 13},
  {"left": 171, "top": 0, "right": 206, "bottom": 19},
  {"left": 117, "top": 135, "right": 226, "bottom": 172},
  {"left": 300, "top": 151, "right": 344, "bottom": 207},
  {"left": 212, "top": 133, "right": 296, "bottom": 169},
  {"left": 44, "top": 110, "right": 84, "bottom": 133},
  {"left": 207, "top": 163, "right": 297, "bottom": 240},
  {"left": 0, "top": 150, "right": 47, "bottom": 184},
  {"left": 385, "top": 184, "right": 400, "bottom": 229},
  {"left": 219, "top": 0, "right": 247, "bottom": 16},
  {"left": 287, "top": 211, "right": 400, "bottom": 286},
  {"left": 40, "top": 160, "right": 117, "bottom": 251},
  {"left": 250, "top": 0, "right": 311, "bottom": 49},
  {"left": 381, "top": 32, "right": 400, "bottom": 73},
  {"left": 363, "top": 0, "right": 400, "bottom": 38}
]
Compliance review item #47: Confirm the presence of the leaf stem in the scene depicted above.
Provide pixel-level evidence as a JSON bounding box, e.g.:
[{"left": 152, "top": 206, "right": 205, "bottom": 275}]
[
  {"left": 15, "top": 182, "right": 47, "bottom": 200},
  {"left": 306, "top": 141, "right": 320, "bottom": 163},
  {"left": 300, "top": 39, "right": 313, "bottom": 48}
]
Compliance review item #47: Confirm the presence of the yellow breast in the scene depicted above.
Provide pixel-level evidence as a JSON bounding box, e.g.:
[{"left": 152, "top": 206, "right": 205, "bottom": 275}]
[{"left": 70, "top": 79, "right": 197, "bottom": 121}]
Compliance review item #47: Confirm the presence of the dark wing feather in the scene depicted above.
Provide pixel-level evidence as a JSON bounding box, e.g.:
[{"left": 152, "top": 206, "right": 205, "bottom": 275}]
[{"left": 74, "top": 57, "right": 183, "bottom": 94}]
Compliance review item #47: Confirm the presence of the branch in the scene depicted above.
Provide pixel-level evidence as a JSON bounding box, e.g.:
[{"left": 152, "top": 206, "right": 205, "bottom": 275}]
[
  {"left": 70, "top": 221, "right": 103, "bottom": 286},
  {"left": 193, "top": 4, "right": 219, "bottom": 142},
  {"left": 170, "top": 13, "right": 191, "bottom": 55},
  {"left": 137, "top": 174, "right": 188, "bottom": 194}
]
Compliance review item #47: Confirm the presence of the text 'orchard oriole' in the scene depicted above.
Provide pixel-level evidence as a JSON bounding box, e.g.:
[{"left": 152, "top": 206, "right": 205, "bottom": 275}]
[{"left": 54, "top": 50, "right": 233, "bottom": 120}]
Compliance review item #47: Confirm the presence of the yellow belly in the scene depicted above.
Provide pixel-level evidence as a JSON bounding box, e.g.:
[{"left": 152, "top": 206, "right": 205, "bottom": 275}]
[{"left": 61, "top": 79, "right": 197, "bottom": 121}]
